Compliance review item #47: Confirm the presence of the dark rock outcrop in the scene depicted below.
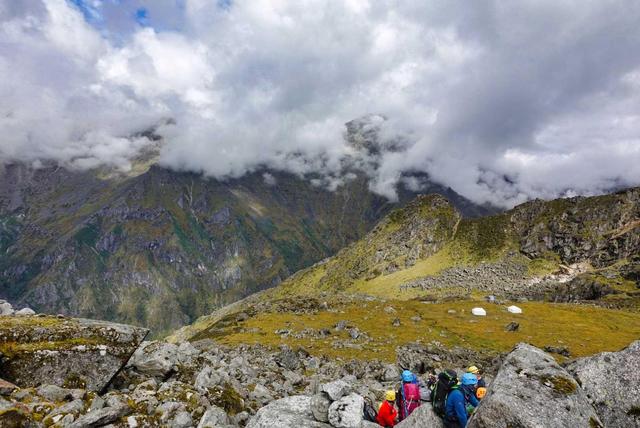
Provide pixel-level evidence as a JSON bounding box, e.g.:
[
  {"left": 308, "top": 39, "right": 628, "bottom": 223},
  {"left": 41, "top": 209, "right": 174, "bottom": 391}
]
[
  {"left": 0, "top": 378, "right": 17, "bottom": 395},
  {"left": 549, "top": 275, "right": 615, "bottom": 302},
  {"left": 621, "top": 259, "right": 640, "bottom": 285},
  {"left": 0, "top": 315, "right": 148, "bottom": 392},
  {"left": 568, "top": 340, "right": 640, "bottom": 428},
  {"left": 468, "top": 343, "right": 602, "bottom": 428},
  {"left": 0, "top": 402, "right": 31, "bottom": 428}
]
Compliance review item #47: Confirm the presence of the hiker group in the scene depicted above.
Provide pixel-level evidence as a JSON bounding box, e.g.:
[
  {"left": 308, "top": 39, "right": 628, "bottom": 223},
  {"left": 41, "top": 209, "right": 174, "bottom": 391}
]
[{"left": 367, "top": 365, "right": 487, "bottom": 427}]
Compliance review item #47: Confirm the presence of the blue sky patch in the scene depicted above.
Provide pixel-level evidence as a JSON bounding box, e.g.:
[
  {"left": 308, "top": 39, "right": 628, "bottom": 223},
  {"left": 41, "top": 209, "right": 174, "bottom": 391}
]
[
  {"left": 135, "top": 7, "right": 149, "bottom": 26},
  {"left": 218, "top": 0, "right": 233, "bottom": 10},
  {"left": 69, "top": 0, "right": 103, "bottom": 23}
]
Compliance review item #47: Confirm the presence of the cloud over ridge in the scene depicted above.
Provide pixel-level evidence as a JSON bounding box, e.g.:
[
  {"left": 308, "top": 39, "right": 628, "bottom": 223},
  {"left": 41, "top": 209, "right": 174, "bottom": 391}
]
[{"left": 1, "top": 0, "right": 640, "bottom": 207}]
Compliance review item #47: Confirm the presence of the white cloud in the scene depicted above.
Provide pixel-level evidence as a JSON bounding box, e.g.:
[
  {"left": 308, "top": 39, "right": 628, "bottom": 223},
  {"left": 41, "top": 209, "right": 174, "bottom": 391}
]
[
  {"left": 97, "top": 28, "right": 215, "bottom": 112},
  {"left": 1, "top": 0, "right": 640, "bottom": 208},
  {"left": 0, "top": 0, "right": 160, "bottom": 169},
  {"left": 262, "top": 172, "right": 276, "bottom": 186},
  {"left": 42, "top": 0, "right": 104, "bottom": 61}
]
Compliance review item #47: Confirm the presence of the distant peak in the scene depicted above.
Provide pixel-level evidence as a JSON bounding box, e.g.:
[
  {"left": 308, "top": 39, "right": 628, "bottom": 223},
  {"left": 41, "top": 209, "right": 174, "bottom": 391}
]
[{"left": 344, "top": 114, "right": 411, "bottom": 156}]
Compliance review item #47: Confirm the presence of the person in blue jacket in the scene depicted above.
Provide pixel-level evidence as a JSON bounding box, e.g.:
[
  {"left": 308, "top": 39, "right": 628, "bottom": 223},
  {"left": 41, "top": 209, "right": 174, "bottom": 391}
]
[
  {"left": 460, "top": 373, "right": 479, "bottom": 409},
  {"left": 444, "top": 373, "right": 479, "bottom": 427}
]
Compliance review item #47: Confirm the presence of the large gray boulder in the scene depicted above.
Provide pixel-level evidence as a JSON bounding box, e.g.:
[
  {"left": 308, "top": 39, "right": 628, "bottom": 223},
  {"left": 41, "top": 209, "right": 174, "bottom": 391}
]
[
  {"left": 396, "top": 404, "right": 444, "bottom": 427},
  {"left": 44, "top": 399, "right": 85, "bottom": 421},
  {"left": 170, "top": 410, "right": 194, "bottom": 428},
  {"left": 327, "top": 393, "right": 364, "bottom": 428},
  {"left": 311, "top": 392, "right": 332, "bottom": 422},
  {"left": 567, "top": 340, "right": 640, "bottom": 428},
  {"left": 321, "top": 379, "right": 352, "bottom": 401},
  {"left": 128, "top": 341, "right": 179, "bottom": 378},
  {"left": 0, "top": 300, "right": 14, "bottom": 316},
  {"left": 274, "top": 345, "right": 301, "bottom": 371},
  {"left": 14, "top": 308, "right": 35, "bottom": 316},
  {"left": 197, "top": 405, "right": 230, "bottom": 428},
  {"left": 0, "top": 315, "right": 148, "bottom": 392},
  {"left": 36, "top": 384, "right": 85, "bottom": 401},
  {"left": 382, "top": 364, "right": 400, "bottom": 382},
  {"left": 68, "top": 402, "right": 132, "bottom": 428},
  {"left": 250, "top": 383, "right": 275, "bottom": 406},
  {"left": 468, "top": 343, "right": 602, "bottom": 428},
  {"left": 246, "top": 395, "right": 331, "bottom": 428}
]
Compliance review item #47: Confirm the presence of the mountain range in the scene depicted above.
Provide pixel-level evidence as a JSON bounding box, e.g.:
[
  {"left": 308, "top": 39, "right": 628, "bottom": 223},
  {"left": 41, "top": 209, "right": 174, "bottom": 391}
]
[
  {"left": 1, "top": 161, "right": 639, "bottom": 428},
  {"left": 0, "top": 160, "right": 490, "bottom": 336}
]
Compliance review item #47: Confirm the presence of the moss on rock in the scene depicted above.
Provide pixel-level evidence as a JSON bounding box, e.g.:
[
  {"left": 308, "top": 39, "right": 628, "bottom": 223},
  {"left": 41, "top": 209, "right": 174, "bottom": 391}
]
[
  {"left": 208, "top": 382, "right": 245, "bottom": 416},
  {"left": 540, "top": 374, "right": 578, "bottom": 395},
  {"left": 627, "top": 405, "right": 640, "bottom": 417}
]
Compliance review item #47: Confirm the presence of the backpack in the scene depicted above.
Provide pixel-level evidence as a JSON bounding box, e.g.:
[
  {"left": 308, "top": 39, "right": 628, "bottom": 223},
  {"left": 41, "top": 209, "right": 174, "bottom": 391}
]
[
  {"left": 363, "top": 397, "right": 378, "bottom": 422},
  {"left": 399, "top": 382, "right": 421, "bottom": 420},
  {"left": 431, "top": 369, "right": 458, "bottom": 417}
]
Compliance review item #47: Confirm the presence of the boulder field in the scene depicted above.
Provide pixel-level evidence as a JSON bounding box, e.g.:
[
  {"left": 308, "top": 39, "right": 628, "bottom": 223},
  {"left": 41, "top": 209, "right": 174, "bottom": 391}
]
[{"left": 1, "top": 304, "right": 638, "bottom": 427}]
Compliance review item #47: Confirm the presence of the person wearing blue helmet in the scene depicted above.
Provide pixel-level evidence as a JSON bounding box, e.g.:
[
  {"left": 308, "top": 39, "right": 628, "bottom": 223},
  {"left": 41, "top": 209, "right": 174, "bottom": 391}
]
[
  {"left": 444, "top": 373, "right": 478, "bottom": 427},
  {"left": 402, "top": 370, "right": 414, "bottom": 383},
  {"left": 396, "top": 370, "right": 421, "bottom": 420},
  {"left": 460, "top": 373, "right": 480, "bottom": 413}
]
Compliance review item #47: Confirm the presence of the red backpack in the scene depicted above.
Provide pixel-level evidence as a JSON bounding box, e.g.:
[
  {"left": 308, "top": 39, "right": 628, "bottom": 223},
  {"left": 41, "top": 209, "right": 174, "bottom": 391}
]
[{"left": 399, "top": 382, "right": 421, "bottom": 420}]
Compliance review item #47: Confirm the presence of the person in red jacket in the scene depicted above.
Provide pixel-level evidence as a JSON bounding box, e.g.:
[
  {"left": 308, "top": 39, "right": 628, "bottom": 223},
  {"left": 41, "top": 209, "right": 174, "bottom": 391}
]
[{"left": 377, "top": 390, "right": 398, "bottom": 427}]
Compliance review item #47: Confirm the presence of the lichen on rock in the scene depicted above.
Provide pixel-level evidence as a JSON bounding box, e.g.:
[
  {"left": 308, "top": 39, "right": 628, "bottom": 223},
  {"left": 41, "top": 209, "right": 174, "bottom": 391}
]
[
  {"left": 468, "top": 343, "right": 602, "bottom": 428},
  {"left": 0, "top": 315, "right": 148, "bottom": 392}
]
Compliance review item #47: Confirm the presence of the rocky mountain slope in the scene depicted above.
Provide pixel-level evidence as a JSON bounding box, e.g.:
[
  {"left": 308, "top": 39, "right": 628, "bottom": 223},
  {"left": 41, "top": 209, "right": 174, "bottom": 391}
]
[
  {"left": 272, "top": 186, "right": 640, "bottom": 304},
  {"left": 175, "top": 187, "right": 640, "bottom": 364},
  {"left": 1, "top": 301, "right": 638, "bottom": 428},
  {"left": 0, "top": 161, "right": 490, "bottom": 336}
]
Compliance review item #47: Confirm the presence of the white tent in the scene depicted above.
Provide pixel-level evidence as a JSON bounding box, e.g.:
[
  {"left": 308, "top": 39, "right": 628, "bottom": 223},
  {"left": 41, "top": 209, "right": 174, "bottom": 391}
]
[
  {"left": 507, "top": 305, "right": 523, "bottom": 314},
  {"left": 471, "top": 307, "right": 487, "bottom": 316}
]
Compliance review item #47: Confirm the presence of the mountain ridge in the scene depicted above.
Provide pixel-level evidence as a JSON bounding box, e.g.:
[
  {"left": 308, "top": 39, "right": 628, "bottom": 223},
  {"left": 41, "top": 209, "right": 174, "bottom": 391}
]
[{"left": 273, "top": 185, "right": 640, "bottom": 300}]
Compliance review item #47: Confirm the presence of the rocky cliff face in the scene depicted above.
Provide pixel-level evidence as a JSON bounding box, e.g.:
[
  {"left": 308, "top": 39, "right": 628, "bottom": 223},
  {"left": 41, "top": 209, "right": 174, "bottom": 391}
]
[
  {"left": 512, "top": 189, "right": 640, "bottom": 267},
  {"left": 0, "top": 162, "right": 489, "bottom": 336},
  {"left": 273, "top": 186, "right": 640, "bottom": 306}
]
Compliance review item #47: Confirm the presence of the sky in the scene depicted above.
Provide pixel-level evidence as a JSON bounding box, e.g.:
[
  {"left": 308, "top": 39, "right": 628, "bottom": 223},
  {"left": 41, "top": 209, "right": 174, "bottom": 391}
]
[{"left": 1, "top": 0, "right": 640, "bottom": 207}]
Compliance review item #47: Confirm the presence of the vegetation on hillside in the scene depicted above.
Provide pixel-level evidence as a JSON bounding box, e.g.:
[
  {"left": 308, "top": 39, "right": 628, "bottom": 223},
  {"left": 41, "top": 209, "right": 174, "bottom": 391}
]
[
  {"left": 1, "top": 167, "right": 418, "bottom": 336},
  {"left": 189, "top": 297, "right": 640, "bottom": 362}
]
